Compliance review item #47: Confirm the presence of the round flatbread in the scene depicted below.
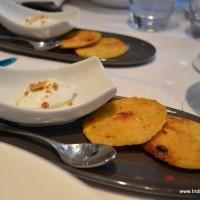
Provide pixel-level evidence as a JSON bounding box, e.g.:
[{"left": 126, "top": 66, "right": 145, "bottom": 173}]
[
  {"left": 143, "top": 116, "right": 200, "bottom": 169},
  {"left": 75, "top": 37, "right": 128, "bottom": 59},
  {"left": 83, "top": 97, "right": 167, "bottom": 146},
  {"left": 60, "top": 30, "right": 102, "bottom": 48}
]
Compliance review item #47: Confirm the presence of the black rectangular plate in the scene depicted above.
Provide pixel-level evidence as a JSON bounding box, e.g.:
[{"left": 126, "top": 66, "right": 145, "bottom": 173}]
[
  {"left": 0, "top": 106, "right": 200, "bottom": 199},
  {"left": 0, "top": 26, "right": 156, "bottom": 67}
]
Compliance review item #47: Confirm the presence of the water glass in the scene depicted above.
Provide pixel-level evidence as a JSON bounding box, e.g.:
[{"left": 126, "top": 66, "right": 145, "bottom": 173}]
[
  {"left": 188, "top": 0, "right": 200, "bottom": 39},
  {"left": 193, "top": 54, "right": 200, "bottom": 73},
  {"left": 129, "top": 0, "right": 176, "bottom": 31}
]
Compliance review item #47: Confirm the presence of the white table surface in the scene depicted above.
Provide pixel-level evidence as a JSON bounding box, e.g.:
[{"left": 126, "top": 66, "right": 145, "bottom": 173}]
[
  {"left": 67, "top": 0, "right": 200, "bottom": 117},
  {"left": 1, "top": 0, "right": 200, "bottom": 199}
]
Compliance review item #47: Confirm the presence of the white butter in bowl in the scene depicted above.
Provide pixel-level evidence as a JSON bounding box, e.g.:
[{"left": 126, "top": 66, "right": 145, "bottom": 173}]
[{"left": 16, "top": 79, "right": 76, "bottom": 109}]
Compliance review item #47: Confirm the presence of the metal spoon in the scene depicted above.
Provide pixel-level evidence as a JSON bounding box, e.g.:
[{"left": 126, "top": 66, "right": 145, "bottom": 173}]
[
  {"left": 0, "top": 35, "right": 61, "bottom": 51},
  {"left": 0, "top": 123, "right": 117, "bottom": 168}
]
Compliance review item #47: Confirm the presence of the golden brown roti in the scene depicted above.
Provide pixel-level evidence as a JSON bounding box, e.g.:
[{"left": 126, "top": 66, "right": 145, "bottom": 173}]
[
  {"left": 75, "top": 37, "right": 128, "bottom": 59},
  {"left": 83, "top": 97, "right": 167, "bottom": 146},
  {"left": 60, "top": 30, "right": 102, "bottom": 48},
  {"left": 143, "top": 116, "right": 200, "bottom": 169}
]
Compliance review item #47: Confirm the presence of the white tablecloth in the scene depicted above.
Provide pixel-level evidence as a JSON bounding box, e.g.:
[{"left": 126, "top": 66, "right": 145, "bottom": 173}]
[
  {"left": 1, "top": 0, "right": 200, "bottom": 199},
  {"left": 68, "top": 0, "right": 200, "bottom": 117}
]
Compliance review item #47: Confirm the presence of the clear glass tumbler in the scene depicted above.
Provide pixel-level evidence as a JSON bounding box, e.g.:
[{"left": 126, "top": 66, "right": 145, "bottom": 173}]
[
  {"left": 129, "top": 0, "right": 176, "bottom": 31},
  {"left": 188, "top": 0, "right": 200, "bottom": 39},
  {"left": 193, "top": 54, "right": 200, "bottom": 73}
]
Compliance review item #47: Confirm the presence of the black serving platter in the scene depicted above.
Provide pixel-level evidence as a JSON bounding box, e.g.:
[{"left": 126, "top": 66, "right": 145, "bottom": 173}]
[
  {"left": 0, "top": 106, "right": 200, "bottom": 199},
  {"left": 0, "top": 26, "right": 156, "bottom": 67}
]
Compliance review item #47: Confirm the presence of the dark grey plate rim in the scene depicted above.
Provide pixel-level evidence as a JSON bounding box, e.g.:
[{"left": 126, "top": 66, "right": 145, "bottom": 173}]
[
  {"left": 0, "top": 29, "right": 156, "bottom": 67},
  {"left": 0, "top": 105, "right": 199, "bottom": 199},
  {"left": 58, "top": 106, "right": 200, "bottom": 199}
]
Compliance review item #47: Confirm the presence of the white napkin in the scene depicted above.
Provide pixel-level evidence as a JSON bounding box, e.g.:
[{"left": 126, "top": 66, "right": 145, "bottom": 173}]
[{"left": 8, "top": 0, "right": 65, "bottom": 7}]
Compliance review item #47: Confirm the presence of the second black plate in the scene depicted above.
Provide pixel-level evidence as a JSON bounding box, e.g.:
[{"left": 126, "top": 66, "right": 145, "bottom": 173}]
[{"left": 0, "top": 26, "right": 156, "bottom": 67}]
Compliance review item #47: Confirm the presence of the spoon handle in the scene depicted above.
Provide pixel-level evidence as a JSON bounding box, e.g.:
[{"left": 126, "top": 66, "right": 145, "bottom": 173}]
[
  {"left": 0, "top": 122, "right": 59, "bottom": 148},
  {"left": 0, "top": 35, "right": 30, "bottom": 42},
  {"left": 0, "top": 35, "right": 34, "bottom": 47}
]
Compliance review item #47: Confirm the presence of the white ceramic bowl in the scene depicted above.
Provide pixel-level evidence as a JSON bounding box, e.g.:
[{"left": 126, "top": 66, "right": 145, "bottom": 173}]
[
  {"left": 90, "top": 0, "right": 129, "bottom": 8},
  {"left": 0, "top": 0, "right": 80, "bottom": 39},
  {"left": 0, "top": 57, "right": 117, "bottom": 126}
]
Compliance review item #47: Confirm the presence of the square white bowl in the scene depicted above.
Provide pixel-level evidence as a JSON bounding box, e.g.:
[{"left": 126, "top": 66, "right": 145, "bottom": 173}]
[
  {"left": 0, "top": 0, "right": 79, "bottom": 39},
  {"left": 0, "top": 57, "right": 117, "bottom": 126}
]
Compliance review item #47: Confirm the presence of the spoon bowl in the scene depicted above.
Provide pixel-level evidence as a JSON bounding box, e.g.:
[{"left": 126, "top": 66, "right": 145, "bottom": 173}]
[
  {"left": 0, "top": 122, "right": 117, "bottom": 168},
  {"left": 53, "top": 143, "right": 116, "bottom": 168},
  {"left": 0, "top": 0, "right": 80, "bottom": 39}
]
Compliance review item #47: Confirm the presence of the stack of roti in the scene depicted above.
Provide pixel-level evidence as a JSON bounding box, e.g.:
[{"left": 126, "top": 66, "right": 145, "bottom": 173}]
[
  {"left": 60, "top": 30, "right": 128, "bottom": 59},
  {"left": 83, "top": 97, "right": 200, "bottom": 169}
]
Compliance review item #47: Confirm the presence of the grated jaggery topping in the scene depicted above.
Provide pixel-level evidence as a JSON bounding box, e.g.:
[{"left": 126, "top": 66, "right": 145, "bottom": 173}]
[
  {"left": 41, "top": 102, "right": 49, "bottom": 109},
  {"left": 52, "top": 82, "right": 58, "bottom": 90},
  {"left": 28, "top": 80, "right": 59, "bottom": 93},
  {"left": 29, "top": 80, "right": 47, "bottom": 92}
]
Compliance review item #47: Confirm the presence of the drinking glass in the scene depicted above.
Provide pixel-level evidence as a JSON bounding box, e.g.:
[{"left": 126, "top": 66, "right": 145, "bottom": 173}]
[
  {"left": 193, "top": 54, "right": 200, "bottom": 73},
  {"left": 128, "top": 0, "right": 176, "bottom": 31},
  {"left": 188, "top": 0, "right": 200, "bottom": 39}
]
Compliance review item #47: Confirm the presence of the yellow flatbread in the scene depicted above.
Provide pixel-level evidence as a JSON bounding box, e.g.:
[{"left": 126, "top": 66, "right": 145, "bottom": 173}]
[
  {"left": 83, "top": 97, "right": 167, "bottom": 146},
  {"left": 60, "top": 30, "right": 102, "bottom": 48},
  {"left": 75, "top": 37, "right": 128, "bottom": 59},
  {"left": 143, "top": 116, "right": 200, "bottom": 169}
]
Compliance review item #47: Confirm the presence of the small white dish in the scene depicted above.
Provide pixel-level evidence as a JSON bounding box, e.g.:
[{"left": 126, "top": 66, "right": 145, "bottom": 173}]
[
  {"left": 0, "top": 57, "right": 117, "bottom": 126},
  {"left": 0, "top": 0, "right": 80, "bottom": 39},
  {"left": 0, "top": 142, "right": 100, "bottom": 200}
]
